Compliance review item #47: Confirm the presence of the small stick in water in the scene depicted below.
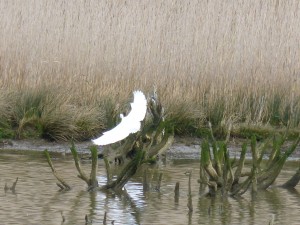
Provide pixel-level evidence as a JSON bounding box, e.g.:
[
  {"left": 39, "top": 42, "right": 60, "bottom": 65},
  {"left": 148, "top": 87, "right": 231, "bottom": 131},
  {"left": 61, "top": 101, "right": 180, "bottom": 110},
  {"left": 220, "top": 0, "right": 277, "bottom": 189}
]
[
  {"left": 174, "top": 182, "right": 180, "bottom": 203},
  {"left": 104, "top": 156, "right": 112, "bottom": 184},
  {"left": 269, "top": 214, "right": 275, "bottom": 225},
  {"left": 60, "top": 211, "right": 65, "bottom": 223},
  {"left": 4, "top": 183, "right": 8, "bottom": 192},
  {"left": 4, "top": 178, "right": 18, "bottom": 193},
  {"left": 11, "top": 177, "right": 18, "bottom": 192},
  {"left": 156, "top": 172, "right": 163, "bottom": 191},
  {"left": 143, "top": 168, "right": 149, "bottom": 192},
  {"left": 186, "top": 171, "right": 193, "bottom": 212},
  {"left": 85, "top": 214, "right": 92, "bottom": 224},
  {"left": 103, "top": 211, "right": 107, "bottom": 224}
]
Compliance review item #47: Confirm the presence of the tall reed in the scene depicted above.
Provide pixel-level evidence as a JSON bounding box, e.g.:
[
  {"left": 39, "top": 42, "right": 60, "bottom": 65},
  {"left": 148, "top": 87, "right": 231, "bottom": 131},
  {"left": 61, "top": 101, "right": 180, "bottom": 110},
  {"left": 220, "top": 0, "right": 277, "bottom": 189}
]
[{"left": 0, "top": 1, "right": 300, "bottom": 140}]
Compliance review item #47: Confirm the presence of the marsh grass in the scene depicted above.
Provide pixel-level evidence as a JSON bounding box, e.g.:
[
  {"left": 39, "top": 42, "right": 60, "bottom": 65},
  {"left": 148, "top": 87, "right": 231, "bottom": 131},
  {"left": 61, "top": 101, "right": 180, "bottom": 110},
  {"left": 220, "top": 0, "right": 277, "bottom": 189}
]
[
  {"left": 0, "top": 1, "right": 300, "bottom": 140},
  {"left": 5, "top": 87, "right": 105, "bottom": 141},
  {"left": 0, "top": 89, "right": 14, "bottom": 138}
]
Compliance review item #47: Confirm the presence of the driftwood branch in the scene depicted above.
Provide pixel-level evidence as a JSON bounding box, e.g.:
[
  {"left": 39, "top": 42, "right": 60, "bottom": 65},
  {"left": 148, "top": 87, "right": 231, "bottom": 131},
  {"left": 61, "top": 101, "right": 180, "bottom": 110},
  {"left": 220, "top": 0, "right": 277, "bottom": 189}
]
[
  {"left": 156, "top": 172, "right": 163, "bottom": 191},
  {"left": 201, "top": 140, "right": 222, "bottom": 186},
  {"left": 70, "top": 142, "right": 99, "bottom": 189},
  {"left": 103, "top": 156, "right": 112, "bottom": 184},
  {"left": 148, "top": 133, "right": 174, "bottom": 158},
  {"left": 186, "top": 171, "right": 193, "bottom": 212},
  {"left": 143, "top": 168, "right": 150, "bottom": 192},
  {"left": 257, "top": 136, "right": 300, "bottom": 190},
  {"left": 199, "top": 132, "right": 300, "bottom": 197},
  {"left": 233, "top": 143, "right": 247, "bottom": 186},
  {"left": 4, "top": 177, "right": 19, "bottom": 193},
  {"left": 11, "top": 177, "right": 18, "bottom": 191},
  {"left": 100, "top": 149, "right": 146, "bottom": 191},
  {"left": 174, "top": 182, "right": 180, "bottom": 203},
  {"left": 281, "top": 166, "right": 300, "bottom": 189},
  {"left": 70, "top": 142, "right": 90, "bottom": 184},
  {"left": 89, "top": 146, "right": 99, "bottom": 188},
  {"left": 44, "top": 150, "right": 71, "bottom": 191}
]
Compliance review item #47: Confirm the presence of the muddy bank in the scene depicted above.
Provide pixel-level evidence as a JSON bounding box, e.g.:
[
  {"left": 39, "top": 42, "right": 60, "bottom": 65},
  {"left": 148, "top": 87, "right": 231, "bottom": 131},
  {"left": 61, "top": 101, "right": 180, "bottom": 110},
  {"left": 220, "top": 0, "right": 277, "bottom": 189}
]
[
  {"left": 0, "top": 137, "right": 299, "bottom": 160},
  {"left": 1, "top": 137, "right": 203, "bottom": 158}
]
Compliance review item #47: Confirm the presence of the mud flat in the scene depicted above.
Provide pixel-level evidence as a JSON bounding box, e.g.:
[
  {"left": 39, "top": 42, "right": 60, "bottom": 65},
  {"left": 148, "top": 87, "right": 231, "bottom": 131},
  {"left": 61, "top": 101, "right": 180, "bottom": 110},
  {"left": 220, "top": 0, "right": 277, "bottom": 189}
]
[{"left": 1, "top": 137, "right": 299, "bottom": 160}]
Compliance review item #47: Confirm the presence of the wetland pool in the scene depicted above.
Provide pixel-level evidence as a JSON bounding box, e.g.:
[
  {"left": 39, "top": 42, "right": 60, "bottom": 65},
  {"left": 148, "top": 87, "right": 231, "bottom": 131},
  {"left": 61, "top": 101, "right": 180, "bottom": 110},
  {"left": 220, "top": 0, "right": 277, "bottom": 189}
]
[{"left": 0, "top": 151, "right": 299, "bottom": 225}]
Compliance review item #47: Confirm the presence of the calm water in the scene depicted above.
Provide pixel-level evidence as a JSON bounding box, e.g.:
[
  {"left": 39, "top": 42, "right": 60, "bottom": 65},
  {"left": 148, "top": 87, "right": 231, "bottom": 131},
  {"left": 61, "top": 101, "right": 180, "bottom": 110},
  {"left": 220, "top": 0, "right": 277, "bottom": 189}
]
[{"left": 0, "top": 151, "right": 299, "bottom": 225}]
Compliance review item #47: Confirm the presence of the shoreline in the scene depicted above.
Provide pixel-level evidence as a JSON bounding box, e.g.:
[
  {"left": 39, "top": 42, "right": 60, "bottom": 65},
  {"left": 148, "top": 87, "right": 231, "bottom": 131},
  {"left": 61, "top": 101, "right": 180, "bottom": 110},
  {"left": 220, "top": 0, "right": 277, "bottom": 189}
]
[{"left": 1, "top": 137, "right": 299, "bottom": 161}]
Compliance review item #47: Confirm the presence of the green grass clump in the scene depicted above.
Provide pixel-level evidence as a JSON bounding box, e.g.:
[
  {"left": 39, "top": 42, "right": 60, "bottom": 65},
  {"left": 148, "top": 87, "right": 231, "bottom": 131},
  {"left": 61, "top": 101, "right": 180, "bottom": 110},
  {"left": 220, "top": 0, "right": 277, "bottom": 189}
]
[
  {"left": 4, "top": 87, "right": 105, "bottom": 141},
  {"left": 164, "top": 101, "right": 203, "bottom": 135},
  {"left": 0, "top": 90, "right": 14, "bottom": 138}
]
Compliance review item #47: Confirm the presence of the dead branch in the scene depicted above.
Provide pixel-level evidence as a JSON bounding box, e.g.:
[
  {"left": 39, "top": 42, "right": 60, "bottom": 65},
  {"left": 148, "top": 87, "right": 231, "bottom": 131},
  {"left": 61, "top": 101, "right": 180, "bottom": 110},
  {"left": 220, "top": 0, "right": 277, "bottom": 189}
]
[
  {"left": 70, "top": 142, "right": 90, "bottom": 184},
  {"left": 103, "top": 156, "right": 112, "bottom": 184},
  {"left": 44, "top": 150, "right": 71, "bottom": 191},
  {"left": 89, "top": 146, "right": 99, "bottom": 188},
  {"left": 281, "top": 166, "right": 300, "bottom": 189},
  {"left": 186, "top": 171, "right": 193, "bottom": 212},
  {"left": 174, "top": 182, "right": 180, "bottom": 203},
  {"left": 233, "top": 143, "right": 247, "bottom": 186}
]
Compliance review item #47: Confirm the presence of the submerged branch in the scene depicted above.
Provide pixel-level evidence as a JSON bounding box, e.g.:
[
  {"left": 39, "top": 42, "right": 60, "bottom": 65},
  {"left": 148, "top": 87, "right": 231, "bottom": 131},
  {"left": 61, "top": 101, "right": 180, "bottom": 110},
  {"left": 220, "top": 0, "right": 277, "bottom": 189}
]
[
  {"left": 11, "top": 177, "right": 18, "bottom": 192},
  {"left": 221, "top": 143, "right": 234, "bottom": 192},
  {"left": 233, "top": 143, "right": 247, "bottom": 186},
  {"left": 267, "top": 134, "right": 286, "bottom": 167},
  {"left": 281, "top": 166, "right": 300, "bottom": 189},
  {"left": 70, "top": 142, "right": 90, "bottom": 185},
  {"left": 104, "top": 156, "right": 112, "bottom": 184},
  {"left": 174, "top": 182, "right": 180, "bottom": 203},
  {"left": 186, "top": 171, "right": 193, "bottom": 212},
  {"left": 143, "top": 168, "right": 149, "bottom": 192},
  {"left": 44, "top": 150, "right": 71, "bottom": 190},
  {"left": 258, "top": 136, "right": 300, "bottom": 190},
  {"left": 251, "top": 136, "right": 260, "bottom": 171},
  {"left": 89, "top": 146, "right": 99, "bottom": 188},
  {"left": 201, "top": 140, "right": 221, "bottom": 185},
  {"left": 148, "top": 132, "right": 174, "bottom": 158},
  {"left": 4, "top": 177, "right": 19, "bottom": 193},
  {"left": 101, "top": 149, "right": 146, "bottom": 191}
]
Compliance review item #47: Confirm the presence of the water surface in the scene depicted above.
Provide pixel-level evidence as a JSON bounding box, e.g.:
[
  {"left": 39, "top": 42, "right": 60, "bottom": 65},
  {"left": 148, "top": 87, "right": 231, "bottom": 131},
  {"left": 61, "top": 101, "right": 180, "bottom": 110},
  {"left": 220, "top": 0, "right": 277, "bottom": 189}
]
[{"left": 0, "top": 152, "right": 299, "bottom": 225}]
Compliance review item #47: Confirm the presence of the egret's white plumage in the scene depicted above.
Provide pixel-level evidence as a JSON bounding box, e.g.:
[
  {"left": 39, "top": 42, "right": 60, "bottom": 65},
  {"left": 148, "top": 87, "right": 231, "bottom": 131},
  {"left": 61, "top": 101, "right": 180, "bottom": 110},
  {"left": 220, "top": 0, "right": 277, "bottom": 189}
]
[{"left": 92, "top": 91, "right": 147, "bottom": 146}]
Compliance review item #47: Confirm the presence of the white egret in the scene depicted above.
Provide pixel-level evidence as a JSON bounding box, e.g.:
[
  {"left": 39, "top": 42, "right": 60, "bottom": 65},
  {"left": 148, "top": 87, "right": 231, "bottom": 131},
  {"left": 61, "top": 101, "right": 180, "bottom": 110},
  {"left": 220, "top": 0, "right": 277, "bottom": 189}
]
[{"left": 92, "top": 90, "right": 147, "bottom": 145}]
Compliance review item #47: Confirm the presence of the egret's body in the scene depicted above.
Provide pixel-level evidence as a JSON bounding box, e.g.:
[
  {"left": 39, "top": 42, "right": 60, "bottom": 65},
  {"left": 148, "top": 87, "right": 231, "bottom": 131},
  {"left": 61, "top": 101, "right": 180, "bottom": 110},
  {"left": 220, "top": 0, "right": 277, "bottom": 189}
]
[{"left": 92, "top": 91, "right": 147, "bottom": 146}]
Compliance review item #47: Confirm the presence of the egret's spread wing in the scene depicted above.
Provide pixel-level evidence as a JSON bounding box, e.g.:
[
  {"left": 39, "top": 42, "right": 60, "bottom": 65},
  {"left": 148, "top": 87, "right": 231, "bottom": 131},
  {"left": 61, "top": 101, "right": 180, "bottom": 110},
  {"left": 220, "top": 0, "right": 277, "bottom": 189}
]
[
  {"left": 92, "top": 121, "right": 132, "bottom": 145},
  {"left": 92, "top": 90, "right": 147, "bottom": 146},
  {"left": 127, "top": 91, "right": 147, "bottom": 121}
]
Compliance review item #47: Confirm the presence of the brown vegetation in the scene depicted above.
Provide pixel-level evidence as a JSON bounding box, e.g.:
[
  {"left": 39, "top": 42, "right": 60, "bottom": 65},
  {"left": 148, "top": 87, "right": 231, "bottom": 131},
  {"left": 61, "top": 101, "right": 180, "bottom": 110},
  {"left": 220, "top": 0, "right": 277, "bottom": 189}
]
[{"left": 0, "top": 1, "right": 300, "bottom": 140}]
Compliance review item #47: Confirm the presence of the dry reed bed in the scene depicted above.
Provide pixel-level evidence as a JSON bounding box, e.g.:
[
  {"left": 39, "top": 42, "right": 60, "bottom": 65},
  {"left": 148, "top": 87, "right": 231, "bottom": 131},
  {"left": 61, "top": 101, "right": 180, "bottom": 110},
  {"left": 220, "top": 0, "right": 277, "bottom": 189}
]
[{"left": 0, "top": 1, "right": 300, "bottom": 140}]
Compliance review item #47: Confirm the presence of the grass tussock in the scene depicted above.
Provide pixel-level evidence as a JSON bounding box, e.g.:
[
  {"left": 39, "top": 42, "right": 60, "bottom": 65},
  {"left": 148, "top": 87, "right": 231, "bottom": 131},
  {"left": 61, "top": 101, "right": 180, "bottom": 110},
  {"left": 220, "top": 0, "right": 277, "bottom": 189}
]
[
  {"left": 6, "top": 87, "right": 105, "bottom": 141},
  {"left": 0, "top": 1, "right": 300, "bottom": 140}
]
